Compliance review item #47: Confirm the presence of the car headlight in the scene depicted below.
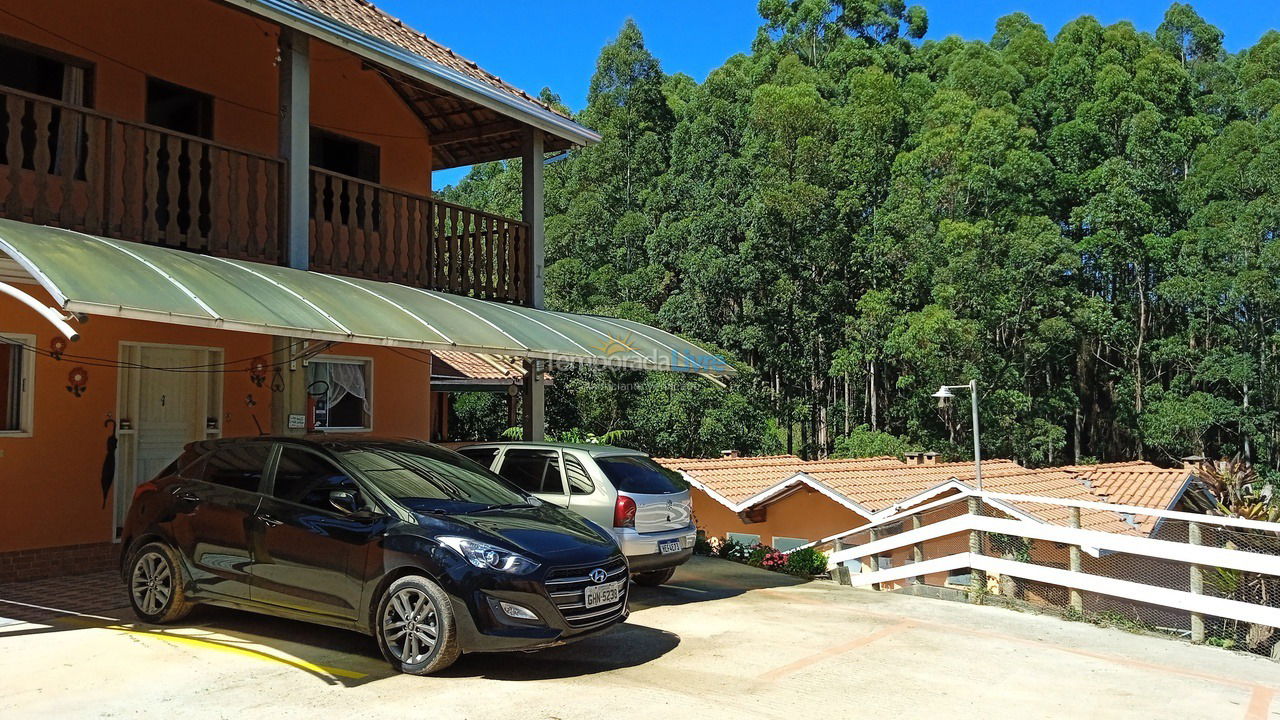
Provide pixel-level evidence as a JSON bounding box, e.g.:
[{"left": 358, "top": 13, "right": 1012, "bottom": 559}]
[{"left": 437, "top": 536, "right": 540, "bottom": 574}]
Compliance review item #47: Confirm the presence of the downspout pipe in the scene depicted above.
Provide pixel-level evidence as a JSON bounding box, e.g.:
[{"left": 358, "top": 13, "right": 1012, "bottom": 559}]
[{"left": 0, "top": 281, "right": 80, "bottom": 341}]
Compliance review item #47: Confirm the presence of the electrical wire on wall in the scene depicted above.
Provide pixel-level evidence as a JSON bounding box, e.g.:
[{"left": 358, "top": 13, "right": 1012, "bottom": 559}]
[
  {"left": 0, "top": 7, "right": 436, "bottom": 142},
  {"left": 0, "top": 336, "right": 338, "bottom": 374}
]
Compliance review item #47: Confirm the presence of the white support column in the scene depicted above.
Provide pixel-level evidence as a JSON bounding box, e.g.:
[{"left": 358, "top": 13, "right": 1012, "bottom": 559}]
[
  {"left": 278, "top": 27, "right": 310, "bottom": 270},
  {"left": 521, "top": 128, "right": 545, "bottom": 309},
  {"left": 521, "top": 358, "right": 545, "bottom": 441}
]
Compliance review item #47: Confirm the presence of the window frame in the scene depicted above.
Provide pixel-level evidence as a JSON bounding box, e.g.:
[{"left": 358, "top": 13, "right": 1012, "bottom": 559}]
[
  {"left": 193, "top": 442, "right": 274, "bottom": 495},
  {"left": 265, "top": 443, "right": 373, "bottom": 516},
  {"left": 727, "top": 532, "right": 761, "bottom": 547},
  {"left": 0, "top": 333, "right": 35, "bottom": 437},
  {"left": 0, "top": 34, "right": 95, "bottom": 106},
  {"left": 562, "top": 452, "right": 596, "bottom": 496},
  {"left": 310, "top": 127, "right": 381, "bottom": 183},
  {"left": 771, "top": 536, "right": 810, "bottom": 553},
  {"left": 144, "top": 76, "right": 214, "bottom": 139},
  {"left": 306, "top": 354, "right": 374, "bottom": 432},
  {"left": 495, "top": 447, "right": 568, "bottom": 497}
]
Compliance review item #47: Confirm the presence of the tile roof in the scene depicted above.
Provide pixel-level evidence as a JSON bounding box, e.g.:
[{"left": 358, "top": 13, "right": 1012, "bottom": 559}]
[
  {"left": 291, "top": 0, "right": 565, "bottom": 117},
  {"left": 1055, "top": 461, "right": 1194, "bottom": 535},
  {"left": 431, "top": 351, "right": 523, "bottom": 382},
  {"left": 658, "top": 454, "right": 1153, "bottom": 536},
  {"left": 653, "top": 455, "right": 812, "bottom": 505}
]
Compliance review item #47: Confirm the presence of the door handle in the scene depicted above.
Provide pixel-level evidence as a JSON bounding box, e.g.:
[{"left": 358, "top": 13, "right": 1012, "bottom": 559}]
[
  {"left": 256, "top": 514, "right": 284, "bottom": 527},
  {"left": 170, "top": 486, "right": 201, "bottom": 503}
]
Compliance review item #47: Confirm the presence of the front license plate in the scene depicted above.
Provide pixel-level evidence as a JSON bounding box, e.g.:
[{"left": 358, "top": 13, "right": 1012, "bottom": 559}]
[
  {"left": 658, "top": 539, "right": 683, "bottom": 554},
  {"left": 584, "top": 580, "right": 622, "bottom": 609}
]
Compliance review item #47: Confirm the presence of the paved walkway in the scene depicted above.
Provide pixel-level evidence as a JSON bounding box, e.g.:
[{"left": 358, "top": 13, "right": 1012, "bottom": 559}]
[{"left": 0, "top": 558, "right": 1276, "bottom": 719}]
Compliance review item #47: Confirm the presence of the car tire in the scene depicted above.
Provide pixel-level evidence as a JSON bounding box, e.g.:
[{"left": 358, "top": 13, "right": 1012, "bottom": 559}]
[
  {"left": 632, "top": 567, "right": 676, "bottom": 587},
  {"left": 126, "top": 541, "right": 194, "bottom": 624},
  {"left": 374, "top": 575, "right": 461, "bottom": 675}
]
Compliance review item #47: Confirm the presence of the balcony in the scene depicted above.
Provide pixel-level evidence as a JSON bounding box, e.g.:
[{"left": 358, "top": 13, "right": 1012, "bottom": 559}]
[{"left": 0, "top": 85, "right": 530, "bottom": 304}]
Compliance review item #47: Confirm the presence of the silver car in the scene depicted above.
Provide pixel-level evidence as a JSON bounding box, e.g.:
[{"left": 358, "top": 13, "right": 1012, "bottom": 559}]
[{"left": 455, "top": 442, "right": 696, "bottom": 586}]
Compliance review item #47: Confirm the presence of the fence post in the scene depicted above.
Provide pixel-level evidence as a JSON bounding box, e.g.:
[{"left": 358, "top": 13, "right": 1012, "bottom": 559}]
[
  {"left": 1189, "top": 521, "right": 1205, "bottom": 643},
  {"left": 1069, "top": 506, "right": 1083, "bottom": 614},
  {"left": 968, "top": 496, "right": 986, "bottom": 602},
  {"left": 867, "top": 527, "right": 881, "bottom": 590},
  {"left": 911, "top": 514, "right": 924, "bottom": 584},
  {"left": 832, "top": 539, "right": 851, "bottom": 585}
]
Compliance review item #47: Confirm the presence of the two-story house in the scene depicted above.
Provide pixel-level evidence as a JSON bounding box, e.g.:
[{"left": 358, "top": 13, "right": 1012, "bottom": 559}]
[{"left": 0, "top": 0, "right": 731, "bottom": 580}]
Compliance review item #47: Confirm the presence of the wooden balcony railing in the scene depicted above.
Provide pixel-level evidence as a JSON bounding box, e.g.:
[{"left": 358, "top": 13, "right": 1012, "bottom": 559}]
[
  {"left": 309, "top": 168, "right": 530, "bottom": 303},
  {"left": 0, "top": 86, "right": 530, "bottom": 303},
  {"left": 0, "top": 85, "right": 283, "bottom": 263}
]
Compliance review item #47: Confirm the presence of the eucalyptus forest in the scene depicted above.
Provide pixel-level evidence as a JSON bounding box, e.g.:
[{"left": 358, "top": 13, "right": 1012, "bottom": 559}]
[{"left": 443, "top": 2, "right": 1280, "bottom": 476}]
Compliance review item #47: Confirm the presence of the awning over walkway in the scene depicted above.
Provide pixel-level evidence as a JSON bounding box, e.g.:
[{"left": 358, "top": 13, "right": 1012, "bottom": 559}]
[{"left": 0, "top": 219, "right": 733, "bottom": 375}]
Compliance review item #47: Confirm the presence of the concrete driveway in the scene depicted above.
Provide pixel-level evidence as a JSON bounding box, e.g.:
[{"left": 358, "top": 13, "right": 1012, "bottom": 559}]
[{"left": 0, "top": 557, "right": 1275, "bottom": 719}]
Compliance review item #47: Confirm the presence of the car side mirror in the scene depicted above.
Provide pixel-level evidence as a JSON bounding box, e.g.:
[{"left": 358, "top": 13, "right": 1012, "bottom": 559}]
[{"left": 329, "top": 489, "right": 359, "bottom": 515}]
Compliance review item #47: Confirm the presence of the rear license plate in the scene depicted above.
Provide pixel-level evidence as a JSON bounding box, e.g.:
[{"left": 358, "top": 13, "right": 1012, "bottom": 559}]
[
  {"left": 584, "top": 580, "right": 622, "bottom": 609},
  {"left": 658, "top": 539, "right": 683, "bottom": 554}
]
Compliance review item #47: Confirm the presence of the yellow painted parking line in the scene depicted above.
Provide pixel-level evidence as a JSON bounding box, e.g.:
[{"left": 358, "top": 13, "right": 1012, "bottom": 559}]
[
  {"left": 103, "top": 625, "right": 370, "bottom": 680},
  {"left": 0, "top": 599, "right": 371, "bottom": 681}
]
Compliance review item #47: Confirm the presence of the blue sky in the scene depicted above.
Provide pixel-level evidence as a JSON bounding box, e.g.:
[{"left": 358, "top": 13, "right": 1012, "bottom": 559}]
[{"left": 398, "top": 1, "right": 1280, "bottom": 188}]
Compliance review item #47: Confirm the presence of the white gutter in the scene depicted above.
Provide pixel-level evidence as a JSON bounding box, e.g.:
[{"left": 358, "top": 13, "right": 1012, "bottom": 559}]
[{"left": 0, "top": 281, "right": 79, "bottom": 340}]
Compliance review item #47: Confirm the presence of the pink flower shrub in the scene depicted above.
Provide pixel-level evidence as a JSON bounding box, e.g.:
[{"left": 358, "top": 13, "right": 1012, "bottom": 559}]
[{"left": 761, "top": 551, "right": 788, "bottom": 570}]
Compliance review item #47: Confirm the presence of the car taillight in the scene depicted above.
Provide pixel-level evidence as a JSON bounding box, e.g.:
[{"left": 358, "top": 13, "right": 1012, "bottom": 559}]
[
  {"left": 613, "top": 495, "right": 636, "bottom": 528},
  {"left": 132, "top": 481, "right": 158, "bottom": 503}
]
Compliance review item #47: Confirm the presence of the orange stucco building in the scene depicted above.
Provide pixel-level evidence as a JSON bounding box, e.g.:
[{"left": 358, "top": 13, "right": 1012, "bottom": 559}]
[{"left": 0, "top": 0, "right": 623, "bottom": 580}]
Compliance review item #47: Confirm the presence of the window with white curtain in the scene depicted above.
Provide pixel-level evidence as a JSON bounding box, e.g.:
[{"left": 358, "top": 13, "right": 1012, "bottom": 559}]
[{"left": 306, "top": 357, "right": 372, "bottom": 431}]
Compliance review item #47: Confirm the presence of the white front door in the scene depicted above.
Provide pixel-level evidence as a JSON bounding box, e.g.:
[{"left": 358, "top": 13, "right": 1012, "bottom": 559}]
[{"left": 135, "top": 347, "right": 203, "bottom": 484}]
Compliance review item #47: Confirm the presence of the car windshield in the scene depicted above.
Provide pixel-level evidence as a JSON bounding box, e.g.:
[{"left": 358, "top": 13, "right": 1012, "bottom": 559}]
[
  {"left": 337, "top": 442, "right": 528, "bottom": 507},
  {"left": 596, "top": 455, "right": 688, "bottom": 495}
]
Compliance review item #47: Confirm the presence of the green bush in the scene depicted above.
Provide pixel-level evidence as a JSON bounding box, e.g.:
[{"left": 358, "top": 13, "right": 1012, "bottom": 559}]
[
  {"left": 693, "top": 533, "right": 714, "bottom": 556},
  {"left": 716, "top": 538, "right": 744, "bottom": 560},
  {"left": 746, "top": 543, "right": 775, "bottom": 567},
  {"left": 785, "top": 547, "right": 828, "bottom": 576}
]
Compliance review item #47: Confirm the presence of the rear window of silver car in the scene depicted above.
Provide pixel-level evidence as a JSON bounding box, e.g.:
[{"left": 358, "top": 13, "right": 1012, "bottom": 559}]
[{"left": 596, "top": 456, "right": 687, "bottom": 495}]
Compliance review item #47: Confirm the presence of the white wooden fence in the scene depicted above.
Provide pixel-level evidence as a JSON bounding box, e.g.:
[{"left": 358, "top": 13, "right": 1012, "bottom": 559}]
[{"left": 820, "top": 490, "right": 1280, "bottom": 651}]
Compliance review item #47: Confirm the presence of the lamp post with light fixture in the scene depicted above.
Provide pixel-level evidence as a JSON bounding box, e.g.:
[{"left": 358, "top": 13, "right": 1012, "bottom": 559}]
[{"left": 932, "top": 379, "right": 982, "bottom": 490}]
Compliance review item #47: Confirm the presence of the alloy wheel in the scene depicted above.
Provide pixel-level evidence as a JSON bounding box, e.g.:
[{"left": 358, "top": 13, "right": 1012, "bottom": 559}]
[
  {"left": 131, "top": 551, "right": 172, "bottom": 616},
  {"left": 382, "top": 587, "right": 439, "bottom": 665}
]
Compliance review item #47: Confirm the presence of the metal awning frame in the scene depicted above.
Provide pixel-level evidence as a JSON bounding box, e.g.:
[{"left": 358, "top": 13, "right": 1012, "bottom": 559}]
[{"left": 0, "top": 223, "right": 734, "bottom": 378}]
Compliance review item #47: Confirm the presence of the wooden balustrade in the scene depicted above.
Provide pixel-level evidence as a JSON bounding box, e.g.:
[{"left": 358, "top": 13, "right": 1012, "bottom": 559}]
[
  {"left": 309, "top": 168, "right": 530, "bottom": 303},
  {"left": 0, "top": 85, "right": 529, "bottom": 302},
  {"left": 0, "top": 85, "right": 282, "bottom": 263}
]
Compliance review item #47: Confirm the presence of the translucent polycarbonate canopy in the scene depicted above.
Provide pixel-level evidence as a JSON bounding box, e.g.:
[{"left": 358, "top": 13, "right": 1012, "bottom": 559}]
[{"left": 0, "top": 218, "right": 732, "bottom": 376}]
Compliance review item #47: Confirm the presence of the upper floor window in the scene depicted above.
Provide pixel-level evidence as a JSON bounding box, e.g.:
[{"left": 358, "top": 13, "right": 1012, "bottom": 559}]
[
  {"left": 146, "top": 77, "right": 212, "bottom": 139},
  {"left": 0, "top": 334, "right": 34, "bottom": 435},
  {"left": 0, "top": 39, "right": 91, "bottom": 105},
  {"left": 311, "top": 128, "right": 379, "bottom": 182}
]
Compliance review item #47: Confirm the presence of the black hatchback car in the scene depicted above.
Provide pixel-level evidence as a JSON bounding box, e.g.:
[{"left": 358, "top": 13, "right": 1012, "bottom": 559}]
[{"left": 120, "top": 436, "right": 629, "bottom": 675}]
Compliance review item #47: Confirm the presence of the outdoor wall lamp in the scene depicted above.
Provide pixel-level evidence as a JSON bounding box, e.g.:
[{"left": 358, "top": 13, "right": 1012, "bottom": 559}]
[{"left": 932, "top": 379, "right": 982, "bottom": 490}]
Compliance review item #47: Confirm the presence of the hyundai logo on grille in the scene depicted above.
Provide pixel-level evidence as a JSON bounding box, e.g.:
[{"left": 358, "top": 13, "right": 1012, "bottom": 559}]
[{"left": 589, "top": 568, "right": 607, "bottom": 584}]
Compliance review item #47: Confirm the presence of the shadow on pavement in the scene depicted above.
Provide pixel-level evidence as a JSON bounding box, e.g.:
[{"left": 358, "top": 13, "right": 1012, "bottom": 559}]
[
  {"left": 441, "top": 622, "right": 680, "bottom": 680},
  {"left": 0, "top": 557, "right": 785, "bottom": 687},
  {"left": 628, "top": 558, "right": 811, "bottom": 612}
]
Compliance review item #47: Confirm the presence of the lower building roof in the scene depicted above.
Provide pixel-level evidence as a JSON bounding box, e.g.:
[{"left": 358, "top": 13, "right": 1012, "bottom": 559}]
[{"left": 661, "top": 453, "right": 1196, "bottom": 537}]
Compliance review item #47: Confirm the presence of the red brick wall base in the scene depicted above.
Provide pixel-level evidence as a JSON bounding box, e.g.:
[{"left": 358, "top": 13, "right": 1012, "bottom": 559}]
[{"left": 0, "top": 542, "right": 119, "bottom": 583}]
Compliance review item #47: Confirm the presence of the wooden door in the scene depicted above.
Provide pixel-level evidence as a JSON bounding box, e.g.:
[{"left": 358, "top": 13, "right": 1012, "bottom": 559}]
[{"left": 135, "top": 347, "right": 202, "bottom": 485}]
